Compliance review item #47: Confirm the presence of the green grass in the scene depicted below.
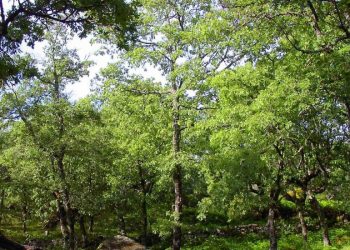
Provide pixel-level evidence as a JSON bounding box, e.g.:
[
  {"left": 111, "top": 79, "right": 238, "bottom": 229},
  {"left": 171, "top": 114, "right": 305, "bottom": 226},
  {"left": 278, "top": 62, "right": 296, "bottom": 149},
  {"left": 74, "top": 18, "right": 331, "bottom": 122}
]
[
  {"left": 0, "top": 210, "right": 134, "bottom": 249},
  {"left": 2, "top": 209, "right": 350, "bottom": 250},
  {"left": 183, "top": 225, "right": 350, "bottom": 250}
]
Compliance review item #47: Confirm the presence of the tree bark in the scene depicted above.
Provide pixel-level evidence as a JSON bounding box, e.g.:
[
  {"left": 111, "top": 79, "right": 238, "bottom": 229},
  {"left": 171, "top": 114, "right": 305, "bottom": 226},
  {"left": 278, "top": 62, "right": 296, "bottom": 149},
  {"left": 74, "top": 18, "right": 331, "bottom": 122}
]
[
  {"left": 307, "top": 0, "right": 322, "bottom": 37},
  {"left": 344, "top": 101, "right": 350, "bottom": 129},
  {"left": 268, "top": 184, "right": 280, "bottom": 250},
  {"left": 308, "top": 192, "right": 331, "bottom": 246},
  {"left": 138, "top": 166, "right": 148, "bottom": 246},
  {"left": 63, "top": 195, "right": 75, "bottom": 250},
  {"left": 52, "top": 58, "right": 75, "bottom": 249},
  {"left": 141, "top": 192, "right": 148, "bottom": 246},
  {"left": 267, "top": 206, "right": 277, "bottom": 250},
  {"left": 79, "top": 215, "right": 87, "bottom": 247},
  {"left": 296, "top": 200, "right": 308, "bottom": 243},
  {"left": 173, "top": 165, "right": 182, "bottom": 250},
  {"left": 267, "top": 148, "right": 283, "bottom": 250},
  {"left": 54, "top": 194, "right": 69, "bottom": 241},
  {"left": 56, "top": 154, "right": 75, "bottom": 250},
  {"left": 0, "top": 189, "right": 5, "bottom": 225},
  {"left": 88, "top": 215, "right": 94, "bottom": 233},
  {"left": 21, "top": 205, "right": 28, "bottom": 234},
  {"left": 172, "top": 93, "right": 183, "bottom": 250}
]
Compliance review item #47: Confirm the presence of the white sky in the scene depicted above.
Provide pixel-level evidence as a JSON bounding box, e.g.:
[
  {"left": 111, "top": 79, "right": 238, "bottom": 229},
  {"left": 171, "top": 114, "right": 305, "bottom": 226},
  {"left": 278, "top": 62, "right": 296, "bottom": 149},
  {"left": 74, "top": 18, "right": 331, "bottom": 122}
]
[
  {"left": 4, "top": 0, "right": 193, "bottom": 101},
  {"left": 2, "top": 0, "right": 129, "bottom": 101},
  {"left": 21, "top": 36, "right": 166, "bottom": 101}
]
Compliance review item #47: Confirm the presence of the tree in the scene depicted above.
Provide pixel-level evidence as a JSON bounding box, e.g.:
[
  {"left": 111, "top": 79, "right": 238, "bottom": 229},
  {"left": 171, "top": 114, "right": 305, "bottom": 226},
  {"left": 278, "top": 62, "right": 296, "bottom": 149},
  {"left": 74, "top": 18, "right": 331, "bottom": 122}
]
[
  {"left": 95, "top": 63, "right": 170, "bottom": 245},
  {"left": 119, "top": 1, "right": 245, "bottom": 247},
  {"left": 1, "top": 24, "right": 92, "bottom": 249},
  {"left": 0, "top": 0, "right": 136, "bottom": 88},
  {"left": 199, "top": 36, "right": 350, "bottom": 247}
]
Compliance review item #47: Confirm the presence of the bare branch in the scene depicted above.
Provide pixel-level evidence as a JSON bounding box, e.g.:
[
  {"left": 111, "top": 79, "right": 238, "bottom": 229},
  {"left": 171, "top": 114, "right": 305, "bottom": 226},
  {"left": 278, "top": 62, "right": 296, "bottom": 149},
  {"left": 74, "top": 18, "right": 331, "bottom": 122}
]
[{"left": 126, "top": 88, "right": 170, "bottom": 96}]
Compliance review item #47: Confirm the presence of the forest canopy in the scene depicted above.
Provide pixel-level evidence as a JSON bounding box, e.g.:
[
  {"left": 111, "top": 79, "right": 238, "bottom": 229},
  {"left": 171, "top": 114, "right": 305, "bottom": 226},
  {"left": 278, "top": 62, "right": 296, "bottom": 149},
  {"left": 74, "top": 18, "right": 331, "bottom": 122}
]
[{"left": 0, "top": 0, "right": 349, "bottom": 250}]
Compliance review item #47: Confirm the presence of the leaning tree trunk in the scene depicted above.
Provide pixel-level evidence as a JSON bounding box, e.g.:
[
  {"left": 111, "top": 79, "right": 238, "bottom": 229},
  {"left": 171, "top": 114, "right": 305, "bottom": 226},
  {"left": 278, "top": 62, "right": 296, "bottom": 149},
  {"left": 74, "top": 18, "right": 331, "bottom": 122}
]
[
  {"left": 172, "top": 92, "right": 183, "bottom": 250},
  {"left": 308, "top": 192, "right": 331, "bottom": 246}
]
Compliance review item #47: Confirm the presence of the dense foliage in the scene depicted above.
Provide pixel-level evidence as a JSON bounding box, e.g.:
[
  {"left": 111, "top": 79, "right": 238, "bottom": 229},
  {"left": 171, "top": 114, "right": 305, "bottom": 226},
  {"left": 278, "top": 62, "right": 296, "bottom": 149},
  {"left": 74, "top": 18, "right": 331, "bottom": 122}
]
[{"left": 0, "top": 0, "right": 349, "bottom": 250}]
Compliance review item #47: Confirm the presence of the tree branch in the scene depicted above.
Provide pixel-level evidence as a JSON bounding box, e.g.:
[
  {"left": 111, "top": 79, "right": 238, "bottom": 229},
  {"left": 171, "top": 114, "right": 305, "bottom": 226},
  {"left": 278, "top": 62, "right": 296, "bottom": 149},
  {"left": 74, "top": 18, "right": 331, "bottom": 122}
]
[
  {"left": 126, "top": 88, "right": 170, "bottom": 96},
  {"left": 307, "top": 0, "right": 322, "bottom": 37}
]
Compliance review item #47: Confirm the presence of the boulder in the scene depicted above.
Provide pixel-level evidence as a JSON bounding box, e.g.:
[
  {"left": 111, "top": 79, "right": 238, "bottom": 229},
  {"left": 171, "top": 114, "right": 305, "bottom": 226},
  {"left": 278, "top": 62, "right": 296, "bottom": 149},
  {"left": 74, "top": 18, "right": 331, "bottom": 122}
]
[{"left": 97, "top": 235, "right": 145, "bottom": 250}]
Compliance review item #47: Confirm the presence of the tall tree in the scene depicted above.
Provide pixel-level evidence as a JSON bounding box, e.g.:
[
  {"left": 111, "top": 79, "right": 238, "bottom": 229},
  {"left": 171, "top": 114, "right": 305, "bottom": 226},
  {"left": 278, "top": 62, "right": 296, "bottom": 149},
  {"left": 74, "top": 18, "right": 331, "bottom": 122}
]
[
  {"left": 1, "top": 24, "right": 91, "bottom": 249},
  {"left": 96, "top": 64, "right": 169, "bottom": 244},
  {"left": 119, "top": 1, "right": 244, "bottom": 247}
]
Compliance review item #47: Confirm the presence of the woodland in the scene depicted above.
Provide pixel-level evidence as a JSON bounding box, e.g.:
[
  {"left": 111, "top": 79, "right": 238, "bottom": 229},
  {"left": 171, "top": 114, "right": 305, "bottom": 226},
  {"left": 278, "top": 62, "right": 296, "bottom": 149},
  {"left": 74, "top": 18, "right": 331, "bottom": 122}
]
[{"left": 0, "top": 0, "right": 350, "bottom": 250}]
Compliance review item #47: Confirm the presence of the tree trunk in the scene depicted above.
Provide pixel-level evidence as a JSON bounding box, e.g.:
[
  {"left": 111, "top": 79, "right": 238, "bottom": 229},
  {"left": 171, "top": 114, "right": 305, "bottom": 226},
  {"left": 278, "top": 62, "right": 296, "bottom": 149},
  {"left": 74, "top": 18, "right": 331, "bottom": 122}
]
[
  {"left": 52, "top": 66, "right": 75, "bottom": 249},
  {"left": 267, "top": 154, "right": 283, "bottom": 250},
  {"left": 55, "top": 194, "right": 70, "bottom": 241},
  {"left": 62, "top": 192, "right": 75, "bottom": 249},
  {"left": 79, "top": 215, "right": 88, "bottom": 247},
  {"left": 21, "top": 205, "right": 28, "bottom": 234},
  {"left": 56, "top": 155, "right": 75, "bottom": 250},
  {"left": 141, "top": 193, "right": 148, "bottom": 246},
  {"left": 172, "top": 93, "right": 183, "bottom": 250},
  {"left": 0, "top": 189, "right": 5, "bottom": 225},
  {"left": 296, "top": 202, "right": 308, "bottom": 242},
  {"left": 173, "top": 165, "right": 182, "bottom": 250},
  {"left": 267, "top": 206, "right": 277, "bottom": 250},
  {"left": 64, "top": 203, "right": 75, "bottom": 250},
  {"left": 268, "top": 187, "right": 280, "bottom": 250},
  {"left": 308, "top": 192, "right": 331, "bottom": 246},
  {"left": 88, "top": 215, "right": 94, "bottom": 233},
  {"left": 344, "top": 101, "right": 350, "bottom": 128},
  {"left": 138, "top": 165, "right": 148, "bottom": 246},
  {"left": 118, "top": 214, "right": 126, "bottom": 235}
]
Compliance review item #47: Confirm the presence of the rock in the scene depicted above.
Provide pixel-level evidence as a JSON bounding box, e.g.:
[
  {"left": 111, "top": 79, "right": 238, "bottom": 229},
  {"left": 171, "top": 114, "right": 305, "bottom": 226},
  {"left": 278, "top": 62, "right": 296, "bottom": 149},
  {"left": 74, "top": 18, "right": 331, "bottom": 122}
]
[
  {"left": 97, "top": 235, "right": 145, "bottom": 250},
  {"left": 23, "top": 245, "right": 42, "bottom": 250}
]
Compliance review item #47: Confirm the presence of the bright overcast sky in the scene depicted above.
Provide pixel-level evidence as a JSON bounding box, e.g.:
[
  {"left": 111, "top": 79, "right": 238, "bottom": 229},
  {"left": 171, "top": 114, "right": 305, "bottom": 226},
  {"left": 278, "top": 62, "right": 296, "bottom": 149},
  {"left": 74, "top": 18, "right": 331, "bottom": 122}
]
[
  {"left": 22, "top": 36, "right": 165, "bottom": 101},
  {"left": 4, "top": 1, "right": 193, "bottom": 101},
  {"left": 3, "top": 0, "right": 164, "bottom": 101},
  {"left": 22, "top": 38, "right": 105, "bottom": 100}
]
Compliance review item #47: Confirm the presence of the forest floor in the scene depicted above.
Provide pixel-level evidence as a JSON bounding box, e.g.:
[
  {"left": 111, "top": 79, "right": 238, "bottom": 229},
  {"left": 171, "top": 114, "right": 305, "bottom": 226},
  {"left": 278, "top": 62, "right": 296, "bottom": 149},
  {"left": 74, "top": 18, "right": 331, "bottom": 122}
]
[
  {"left": 183, "top": 225, "right": 350, "bottom": 250},
  {"left": 2, "top": 223, "right": 350, "bottom": 249},
  {"left": 1, "top": 209, "right": 350, "bottom": 249}
]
